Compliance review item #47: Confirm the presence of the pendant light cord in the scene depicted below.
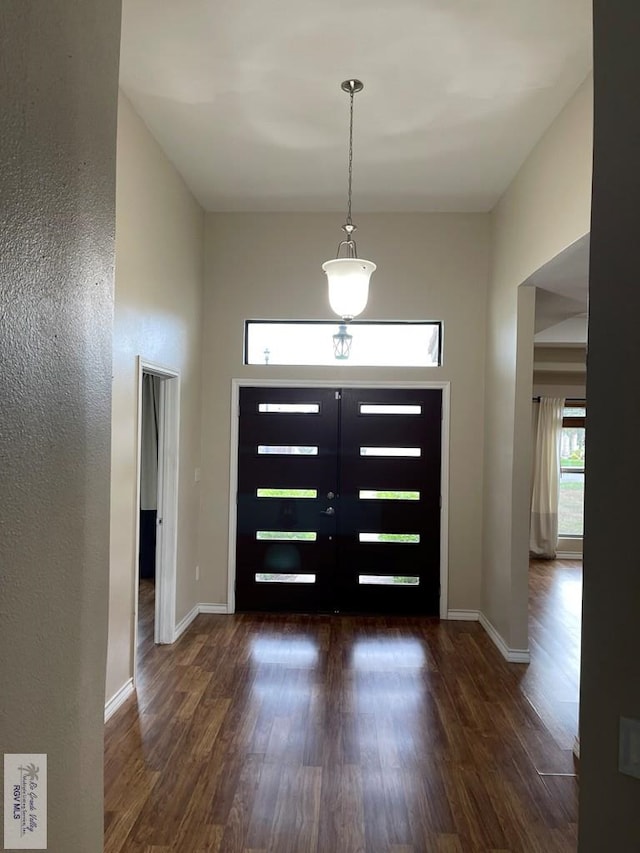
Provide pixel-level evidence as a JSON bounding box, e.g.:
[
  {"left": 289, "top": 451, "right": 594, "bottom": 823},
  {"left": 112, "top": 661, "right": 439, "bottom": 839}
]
[
  {"left": 346, "top": 87, "right": 354, "bottom": 228},
  {"left": 333, "top": 79, "right": 365, "bottom": 259}
]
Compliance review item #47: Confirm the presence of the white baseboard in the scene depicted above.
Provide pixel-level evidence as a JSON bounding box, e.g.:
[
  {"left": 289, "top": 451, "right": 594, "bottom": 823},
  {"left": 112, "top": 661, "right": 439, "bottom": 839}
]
[
  {"left": 447, "top": 609, "right": 480, "bottom": 621},
  {"left": 174, "top": 603, "right": 229, "bottom": 641},
  {"left": 446, "top": 609, "right": 530, "bottom": 663},
  {"left": 556, "top": 551, "right": 583, "bottom": 560},
  {"left": 479, "top": 612, "right": 530, "bottom": 663},
  {"left": 174, "top": 604, "right": 200, "bottom": 641},
  {"left": 199, "top": 603, "right": 229, "bottom": 614},
  {"left": 105, "top": 603, "right": 229, "bottom": 722},
  {"left": 104, "top": 678, "right": 134, "bottom": 723}
]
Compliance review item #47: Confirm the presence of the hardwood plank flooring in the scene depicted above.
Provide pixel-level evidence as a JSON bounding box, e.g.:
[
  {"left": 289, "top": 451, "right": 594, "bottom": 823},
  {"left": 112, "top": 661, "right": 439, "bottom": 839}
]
[
  {"left": 106, "top": 563, "right": 580, "bottom": 852},
  {"left": 524, "top": 559, "right": 582, "bottom": 752}
]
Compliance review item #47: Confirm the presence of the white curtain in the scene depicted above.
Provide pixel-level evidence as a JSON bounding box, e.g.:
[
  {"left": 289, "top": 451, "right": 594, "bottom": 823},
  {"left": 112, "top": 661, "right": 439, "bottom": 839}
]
[
  {"left": 140, "top": 374, "right": 160, "bottom": 511},
  {"left": 530, "top": 397, "right": 564, "bottom": 558}
]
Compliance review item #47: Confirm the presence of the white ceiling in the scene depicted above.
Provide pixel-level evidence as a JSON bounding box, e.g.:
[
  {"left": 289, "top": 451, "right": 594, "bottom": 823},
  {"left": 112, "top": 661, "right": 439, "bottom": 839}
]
[{"left": 119, "top": 0, "right": 592, "bottom": 213}]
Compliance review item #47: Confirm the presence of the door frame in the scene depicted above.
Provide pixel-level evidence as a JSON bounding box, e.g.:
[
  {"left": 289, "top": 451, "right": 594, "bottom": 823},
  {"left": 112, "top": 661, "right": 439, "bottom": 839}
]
[
  {"left": 133, "top": 358, "right": 181, "bottom": 686},
  {"left": 228, "top": 378, "right": 450, "bottom": 617}
]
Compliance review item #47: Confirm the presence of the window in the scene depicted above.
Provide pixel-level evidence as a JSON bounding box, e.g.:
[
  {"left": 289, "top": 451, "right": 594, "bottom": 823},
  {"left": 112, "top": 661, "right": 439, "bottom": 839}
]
[
  {"left": 244, "top": 321, "right": 442, "bottom": 367},
  {"left": 559, "top": 404, "right": 586, "bottom": 537}
]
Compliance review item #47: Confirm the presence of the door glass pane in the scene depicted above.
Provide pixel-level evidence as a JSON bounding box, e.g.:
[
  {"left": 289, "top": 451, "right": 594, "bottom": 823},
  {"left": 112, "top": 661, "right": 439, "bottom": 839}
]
[
  {"left": 258, "top": 403, "right": 320, "bottom": 413},
  {"left": 358, "top": 575, "right": 420, "bottom": 585},
  {"left": 256, "top": 531, "right": 317, "bottom": 541},
  {"left": 258, "top": 445, "right": 319, "bottom": 455},
  {"left": 256, "top": 573, "right": 316, "bottom": 583},
  {"left": 360, "top": 447, "right": 421, "bottom": 457},
  {"left": 257, "top": 488, "right": 317, "bottom": 498},
  {"left": 359, "top": 404, "right": 422, "bottom": 415},
  {"left": 359, "top": 489, "right": 420, "bottom": 501},
  {"left": 359, "top": 533, "right": 420, "bottom": 543}
]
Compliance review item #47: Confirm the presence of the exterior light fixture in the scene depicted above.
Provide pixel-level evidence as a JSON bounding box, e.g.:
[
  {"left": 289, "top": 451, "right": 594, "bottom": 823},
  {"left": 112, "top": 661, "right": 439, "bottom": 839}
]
[
  {"left": 322, "top": 79, "right": 376, "bottom": 321},
  {"left": 332, "top": 324, "right": 353, "bottom": 360}
]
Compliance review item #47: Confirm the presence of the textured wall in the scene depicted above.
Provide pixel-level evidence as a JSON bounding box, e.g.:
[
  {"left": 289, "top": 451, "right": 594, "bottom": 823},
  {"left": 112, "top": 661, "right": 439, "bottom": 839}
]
[
  {"left": 579, "top": 1, "right": 640, "bottom": 848},
  {"left": 107, "top": 92, "right": 204, "bottom": 702},
  {"left": 0, "top": 2, "right": 121, "bottom": 851},
  {"left": 201, "top": 212, "right": 490, "bottom": 612}
]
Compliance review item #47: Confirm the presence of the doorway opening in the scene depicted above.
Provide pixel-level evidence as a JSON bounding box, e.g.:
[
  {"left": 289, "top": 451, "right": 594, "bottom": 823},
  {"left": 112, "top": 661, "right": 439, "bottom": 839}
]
[
  {"left": 134, "top": 358, "right": 180, "bottom": 683},
  {"left": 523, "top": 234, "right": 588, "bottom": 753}
]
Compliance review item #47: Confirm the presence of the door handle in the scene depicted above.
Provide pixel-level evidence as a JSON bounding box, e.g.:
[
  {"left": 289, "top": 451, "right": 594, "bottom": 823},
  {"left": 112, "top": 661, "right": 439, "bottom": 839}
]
[{"left": 320, "top": 506, "right": 335, "bottom": 516}]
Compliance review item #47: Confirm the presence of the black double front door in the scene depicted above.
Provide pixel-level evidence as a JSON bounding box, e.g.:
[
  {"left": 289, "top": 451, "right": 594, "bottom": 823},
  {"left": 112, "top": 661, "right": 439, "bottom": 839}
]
[{"left": 235, "top": 386, "right": 442, "bottom": 615}]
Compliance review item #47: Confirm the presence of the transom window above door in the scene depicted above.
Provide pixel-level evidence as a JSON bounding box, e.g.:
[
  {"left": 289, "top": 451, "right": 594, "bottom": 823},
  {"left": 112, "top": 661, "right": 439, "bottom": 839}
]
[{"left": 244, "top": 321, "right": 442, "bottom": 367}]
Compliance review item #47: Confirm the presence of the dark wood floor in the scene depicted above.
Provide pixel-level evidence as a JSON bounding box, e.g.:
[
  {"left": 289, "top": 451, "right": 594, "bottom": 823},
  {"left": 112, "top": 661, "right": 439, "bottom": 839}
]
[
  {"left": 137, "top": 578, "right": 156, "bottom": 657},
  {"left": 105, "top": 562, "right": 581, "bottom": 853},
  {"left": 524, "top": 559, "right": 582, "bottom": 751}
]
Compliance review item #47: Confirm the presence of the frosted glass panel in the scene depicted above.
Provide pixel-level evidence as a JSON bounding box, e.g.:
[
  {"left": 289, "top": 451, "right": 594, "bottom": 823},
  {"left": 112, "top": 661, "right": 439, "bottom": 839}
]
[
  {"left": 258, "top": 403, "right": 320, "bottom": 413},
  {"left": 256, "top": 531, "right": 317, "bottom": 541},
  {"left": 359, "top": 533, "right": 420, "bottom": 544},
  {"left": 257, "top": 488, "right": 317, "bottom": 498},
  {"left": 360, "top": 447, "right": 421, "bottom": 457},
  {"left": 359, "top": 575, "right": 419, "bottom": 585},
  {"left": 258, "top": 445, "right": 318, "bottom": 456},
  {"left": 256, "top": 573, "right": 316, "bottom": 583},
  {"left": 359, "top": 404, "right": 421, "bottom": 415},
  {"left": 359, "top": 490, "right": 420, "bottom": 501}
]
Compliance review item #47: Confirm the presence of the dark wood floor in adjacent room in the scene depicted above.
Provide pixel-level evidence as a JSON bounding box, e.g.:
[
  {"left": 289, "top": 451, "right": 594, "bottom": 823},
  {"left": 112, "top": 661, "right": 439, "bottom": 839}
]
[{"left": 105, "top": 562, "right": 582, "bottom": 853}]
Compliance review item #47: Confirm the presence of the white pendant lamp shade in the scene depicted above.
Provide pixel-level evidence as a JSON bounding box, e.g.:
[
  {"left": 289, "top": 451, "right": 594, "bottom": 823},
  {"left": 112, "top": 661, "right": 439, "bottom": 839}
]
[{"left": 323, "top": 257, "right": 376, "bottom": 320}]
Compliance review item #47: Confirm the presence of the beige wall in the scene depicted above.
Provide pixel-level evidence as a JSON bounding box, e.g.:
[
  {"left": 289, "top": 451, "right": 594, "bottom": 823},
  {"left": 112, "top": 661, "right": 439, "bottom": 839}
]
[
  {"left": 482, "top": 76, "right": 593, "bottom": 650},
  {"left": 200, "top": 212, "right": 490, "bottom": 612},
  {"left": 0, "top": 3, "right": 121, "bottom": 850},
  {"left": 106, "top": 92, "right": 205, "bottom": 701}
]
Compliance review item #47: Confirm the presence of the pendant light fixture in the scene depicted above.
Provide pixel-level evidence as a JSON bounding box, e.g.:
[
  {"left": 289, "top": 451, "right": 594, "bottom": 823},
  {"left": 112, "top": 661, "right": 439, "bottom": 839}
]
[{"left": 322, "top": 79, "right": 376, "bottom": 321}]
